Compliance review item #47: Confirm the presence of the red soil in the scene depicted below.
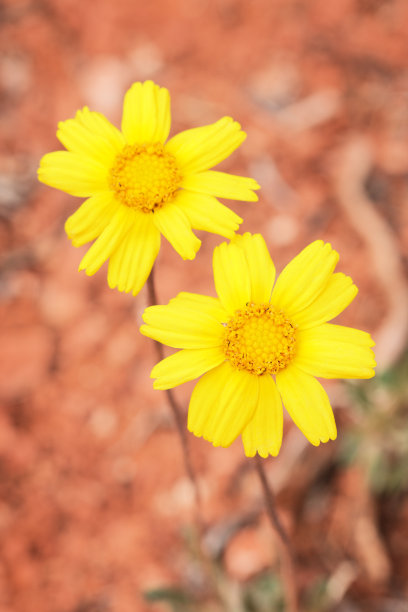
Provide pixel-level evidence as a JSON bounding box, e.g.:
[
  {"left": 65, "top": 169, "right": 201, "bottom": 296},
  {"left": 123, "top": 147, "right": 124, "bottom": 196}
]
[{"left": 1, "top": 1, "right": 408, "bottom": 610}]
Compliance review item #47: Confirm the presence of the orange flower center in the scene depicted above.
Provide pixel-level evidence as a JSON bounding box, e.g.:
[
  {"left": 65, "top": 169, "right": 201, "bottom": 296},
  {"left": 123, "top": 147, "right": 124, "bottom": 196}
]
[
  {"left": 109, "top": 143, "right": 181, "bottom": 213},
  {"left": 223, "top": 303, "right": 297, "bottom": 375}
]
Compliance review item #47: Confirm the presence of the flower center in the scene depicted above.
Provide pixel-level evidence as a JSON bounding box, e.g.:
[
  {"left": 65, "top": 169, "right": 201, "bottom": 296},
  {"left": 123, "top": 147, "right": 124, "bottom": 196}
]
[
  {"left": 109, "top": 143, "right": 182, "bottom": 213},
  {"left": 223, "top": 303, "right": 297, "bottom": 376}
]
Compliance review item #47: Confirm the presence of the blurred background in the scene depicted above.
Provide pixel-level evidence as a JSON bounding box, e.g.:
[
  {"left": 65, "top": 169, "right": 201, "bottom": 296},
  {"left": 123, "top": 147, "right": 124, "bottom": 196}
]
[{"left": 1, "top": 0, "right": 408, "bottom": 610}]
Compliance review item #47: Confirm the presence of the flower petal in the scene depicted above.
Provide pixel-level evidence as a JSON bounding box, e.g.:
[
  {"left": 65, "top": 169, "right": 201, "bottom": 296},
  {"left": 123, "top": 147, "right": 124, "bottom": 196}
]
[
  {"left": 152, "top": 203, "right": 201, "bottom": 260},
  {"left": 107, "top": 212, "right": 160, "bottom": 296},
  {"left": 174, "top": 190, "right": 242, "bottom": 239},
  {"left": 213, "top": 240, "right": 251, "bottom": 314},
  {"left": 242, "top": 374, "right": 283, "bottom": 458},
  {"left": 292, "top": 273, "right": 358, "bottom": 329},
  {"left": 121, "top": 81, "right": 171, "bottom": 144},
  {"left": 65, "top": 191, "right": 120, "bottom": 247},
  {"left": 276, "top": 364, "right": 337, "bottom": 446},
  {"left": 78, "top": 205, "right": 134, "bottom": 276},
  {"left": 38, "top": 151, "right": 109, "bottom": 197},
  {"left": 151, "top": 347, "right": 225, "bottom": 390},
  {"left": 167, "top": 292, "right": 229, "bottom": 324},
  {"left": 181, "top": 170, "right": 259, "bottom": 201},
  {"left": 295, "top": 323, "right": 376, "bottom": 379},
  {"left": 57, "top": 107, "right": 125, "bottom": 166},
  {"left": 233, "top": 233, "right": 276, "bottom": 304},
  {"left": 140, "top": 303, "right": 224, "bottom": 349},
  {"left": 188, "top": 361, "right": 259, "bottom": 447},
  {"left": 271, "top": 241, "right": 339, "bottom": 317},
  {"left": 166, "top": 117, "right": 246, "bottom": 174}
]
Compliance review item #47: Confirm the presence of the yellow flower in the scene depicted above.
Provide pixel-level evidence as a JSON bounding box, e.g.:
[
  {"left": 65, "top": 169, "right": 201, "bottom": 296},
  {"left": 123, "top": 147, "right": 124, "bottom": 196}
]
[
  {"left": 141, "top": 233, "right": 376, "bottom": 457},
  {"left": 38, "top": 81, "right": 259, "bottom": 295}
]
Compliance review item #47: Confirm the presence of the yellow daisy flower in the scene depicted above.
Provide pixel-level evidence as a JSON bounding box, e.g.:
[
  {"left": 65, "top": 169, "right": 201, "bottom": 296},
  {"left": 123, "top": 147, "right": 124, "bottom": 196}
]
[
  {"left": 38, "top": 80, "right": 259, "bottom": 295},
  {"left": 140, "top": 233, "right": 376, "bottom": 457}
]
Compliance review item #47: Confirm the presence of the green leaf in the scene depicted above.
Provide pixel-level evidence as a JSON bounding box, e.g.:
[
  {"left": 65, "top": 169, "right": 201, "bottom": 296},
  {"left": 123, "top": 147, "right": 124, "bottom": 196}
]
[{"left": 143, "top": 587, "right": 193, "bottom": 611}]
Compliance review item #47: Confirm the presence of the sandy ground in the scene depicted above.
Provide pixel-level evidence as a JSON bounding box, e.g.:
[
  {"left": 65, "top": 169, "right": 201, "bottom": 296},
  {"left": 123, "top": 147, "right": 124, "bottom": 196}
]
[{"left": 1, "top": 1, "right": 408, "bottom": 610}]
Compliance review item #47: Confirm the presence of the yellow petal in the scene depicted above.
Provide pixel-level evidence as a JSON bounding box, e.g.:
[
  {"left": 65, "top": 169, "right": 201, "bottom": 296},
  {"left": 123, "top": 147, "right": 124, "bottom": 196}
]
[
  {"left": 38, "top": 151, "right": 109, "bottom": 197},
  {"left": 121, "top": 81, "right": 171, "bottom": 144},
  {"left": 233, "top": 233, "right": 276, "bottom": 304},
  {"left": 107, "top": 213, "right": 160, "bottom": 296},
  {"left": 152, "top": 203, "right": 201, "bottom": 260},
  {"left": 167, "top": 292, "right": 229, "bottom": 323},
  {"left": 188, "top": 361, "right": 259, "bottom": 447},
  {"left": 78, "top": 205, "right": 134, "bottom": 276},
  {"left": 276, "top": 364, "right": 337, "bottom": 446},
  {"left": 65, "top": 191, "right": 120, "bottom": 247},
  {"left": 75, "top": 107, "right": 126, "bottom": 151},
  {"left": 213, "top": 241, "right": 251, "bottom": 314},
  {"left": 242, "top": 374, "right": 283, "bottom": 458},
  {"left": 141, "top": 304, "right": 224, "bottom": 349},
  {"left": 57, "top": 107, "right": 125, "bottom": 166},
  {"left": 292, "top": 273, "right": 358, "bottom": 329},
  {"left": 166, "top": 117, "right": 246, "bottom": 174},
  {"left": 271, "top": 241, "right": 339, "bottom": 318},
  {"left": 181, "top": 170, "right": 259, "bottom": 201},
  {"left": 295, "top": 323, "right": 376, "bottom": 379},
  {"left": 151, "top": 347, "right": 225, "bottom": 390},
  {"left": 174, "top": 190, "right": 242, "bottom": 239}
]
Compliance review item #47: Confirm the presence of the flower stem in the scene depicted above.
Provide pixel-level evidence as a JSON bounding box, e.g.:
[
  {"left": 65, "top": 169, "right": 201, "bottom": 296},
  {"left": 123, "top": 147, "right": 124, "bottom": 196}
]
[
  {"left": 254, "top": 455, "right": 298, "bottom": 612},
  {"left": 146, "top": 267, "right": 202, "bottom": 523}
]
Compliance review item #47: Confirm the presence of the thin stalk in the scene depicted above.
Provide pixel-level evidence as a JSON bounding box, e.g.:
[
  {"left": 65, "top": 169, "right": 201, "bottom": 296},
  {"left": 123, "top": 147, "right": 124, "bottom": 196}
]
[
  {"left": 254, "top": 455, "right": 298, "bottom": 612},
  {"left": 146, "top": 268, "right": 202, "bottom": 523}
]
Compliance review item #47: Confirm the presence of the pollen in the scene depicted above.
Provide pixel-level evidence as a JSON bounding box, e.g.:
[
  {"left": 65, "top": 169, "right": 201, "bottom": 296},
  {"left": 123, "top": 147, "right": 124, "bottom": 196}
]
[
  {"left": 223, "top": 303, "right": 297, "bottom": 376},
  {"left": 109, "top": 143, "right": 182, "bottom": 213}
]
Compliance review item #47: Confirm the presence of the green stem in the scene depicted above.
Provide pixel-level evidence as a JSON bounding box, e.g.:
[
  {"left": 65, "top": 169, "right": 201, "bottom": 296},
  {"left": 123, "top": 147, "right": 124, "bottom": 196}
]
[
  {"left": 254, "top": 455, "right": 298, "bottom": 612},
  {"left": 146, "top": 267, "right": 202, "bottom": 522}
]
